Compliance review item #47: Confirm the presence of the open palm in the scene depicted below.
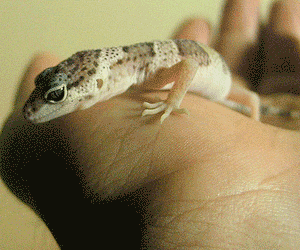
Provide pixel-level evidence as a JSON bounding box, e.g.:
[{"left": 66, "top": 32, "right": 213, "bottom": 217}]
[{"left": 1, "top": 0, "right": 300, "bottom": 248}]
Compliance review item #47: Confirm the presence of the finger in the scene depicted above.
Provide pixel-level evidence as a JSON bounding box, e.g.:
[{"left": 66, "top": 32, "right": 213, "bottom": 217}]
[
  {"left": 173, "top": 18, "right": 211, "bottom": 45},
  {"left": 14, "top": 52, "right": 60, "bottom": 110},
  {"left": 269, "top": 0, "right": 300, "bottom": 41},
  {"left": 215, "top": 0, "right": 261, "bottom": 71},
  {"left": 257, "top": 0, "right": 300, "bottom": 95}
]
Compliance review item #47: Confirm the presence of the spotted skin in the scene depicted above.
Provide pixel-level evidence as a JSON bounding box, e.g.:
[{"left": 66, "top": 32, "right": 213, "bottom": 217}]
[{"left": 23, "top": 39, "right": 280, "bottom": 124}]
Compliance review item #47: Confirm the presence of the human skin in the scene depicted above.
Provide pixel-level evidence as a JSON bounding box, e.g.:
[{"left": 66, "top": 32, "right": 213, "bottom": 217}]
[{"left": 1, "top": 0, "right": 300, "bottom": 248}]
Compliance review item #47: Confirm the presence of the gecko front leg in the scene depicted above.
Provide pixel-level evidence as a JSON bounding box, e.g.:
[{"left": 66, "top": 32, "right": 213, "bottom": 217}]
[{"left": 142, "top": 58, "right": 199, "bottom": 123}]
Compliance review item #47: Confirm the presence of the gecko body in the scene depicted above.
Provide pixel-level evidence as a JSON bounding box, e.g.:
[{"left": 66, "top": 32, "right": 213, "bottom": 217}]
[{"left": 23, "top": 39, "right": 257, "bottom": 123}]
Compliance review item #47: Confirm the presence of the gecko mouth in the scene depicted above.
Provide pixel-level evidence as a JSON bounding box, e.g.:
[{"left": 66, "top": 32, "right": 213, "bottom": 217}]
[
  {"left": 24, "top": 96, "right": 85, "bottom": 123},
  {"left": 24, "top": 103, "right": 65, "bottom": 123}
]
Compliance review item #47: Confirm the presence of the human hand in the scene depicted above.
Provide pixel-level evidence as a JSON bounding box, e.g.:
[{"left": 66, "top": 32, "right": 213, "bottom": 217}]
[
  {"left": 1, "top": 0, "right": 300, "bottom": 248},
  {"left": 214, "top": 0, "right": 300, "bottom": 130}
]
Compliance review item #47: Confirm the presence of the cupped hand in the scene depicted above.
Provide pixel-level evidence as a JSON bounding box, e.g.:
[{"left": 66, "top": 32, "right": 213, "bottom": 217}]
[{"left": 1, "top": 0, "right": 300, "bottom": 248}]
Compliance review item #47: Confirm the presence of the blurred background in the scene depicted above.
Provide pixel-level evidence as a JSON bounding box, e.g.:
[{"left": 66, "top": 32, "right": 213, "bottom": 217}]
[{"left": 0, "top": 0, "right": 278, "bottom": 249}]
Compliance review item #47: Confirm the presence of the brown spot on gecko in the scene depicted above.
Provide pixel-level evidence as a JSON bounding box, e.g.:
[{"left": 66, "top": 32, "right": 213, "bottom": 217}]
[
  {"left": 66, "top": 58, "right": 75, "bottom": 65},
  {"left": 174, "top": 39, "right": 210, "bottom": 66},
  {"left": 87, "top": 68, "right": 96, "bottom": 76},
  {"left": 70, "top": 65, "right": 79, "bottom": 74},
  {"left": 76, "top": 51, "right": 86, "bottom": 62},
  {"left": 120, "top": 42, "right": 156, "bottom": 61},
  {"left": 116, "top": 59, "right": 123, "bottom": 65},
  {"left": 85, "top": 95, "right": 94, "bottom": 100},
  {"left": 67, "top": 75, "right": 85, "bottom": 89},
  {"left": 97, "top": 79, "right": 103, "bottom": 89},
  {"left": 68, "top": 80, "right": 80, "bottom": 89},
  {"left": 81, "top": 66, "right": 87, "bottom": 71},
  {"left": 123, "top": 46, "right": 129, "bottom": 52},
  {"left": 145, "top": 42, "right": 155, "bottom": 57},
  {"left": 94, "top": 49, "right": 101, "bottom": 59},
  {"left": 93, "top": 61, "right": 99, "bottom": 67}
]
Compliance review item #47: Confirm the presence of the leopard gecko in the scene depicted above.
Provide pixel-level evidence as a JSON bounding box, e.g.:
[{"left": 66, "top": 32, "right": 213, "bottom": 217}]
[{"left": 23, "top": 39, "right": 289, "bottom": 124}]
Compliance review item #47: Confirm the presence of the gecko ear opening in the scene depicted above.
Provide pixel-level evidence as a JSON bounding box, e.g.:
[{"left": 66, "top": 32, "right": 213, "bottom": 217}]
[{"left": 44, "top": 85, "right": 67, "bottom": 103}]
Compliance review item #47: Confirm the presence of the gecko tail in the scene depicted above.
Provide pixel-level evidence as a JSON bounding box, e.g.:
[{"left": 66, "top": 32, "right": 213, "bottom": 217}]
[
  {"left": 219, "top": 99, "right": 300, "bottom": 119},
  {"left": 260, "top": 105, "right": 300, "bottom": 119}
]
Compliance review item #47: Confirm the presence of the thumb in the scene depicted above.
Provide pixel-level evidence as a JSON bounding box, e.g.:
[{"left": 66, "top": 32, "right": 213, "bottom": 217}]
[{"left": 14, "top": 52, "right": 60, "bottom": 111}]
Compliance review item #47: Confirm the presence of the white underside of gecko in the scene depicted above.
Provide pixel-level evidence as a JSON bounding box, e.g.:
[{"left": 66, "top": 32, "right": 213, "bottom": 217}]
[{"left": 23, "top": 39, "right": 259, "bottom": 123}]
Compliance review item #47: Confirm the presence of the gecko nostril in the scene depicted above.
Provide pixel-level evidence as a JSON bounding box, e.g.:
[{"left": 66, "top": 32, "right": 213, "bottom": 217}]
[{"left": 23, "top": 109, "right": 31, "bottom": 118}]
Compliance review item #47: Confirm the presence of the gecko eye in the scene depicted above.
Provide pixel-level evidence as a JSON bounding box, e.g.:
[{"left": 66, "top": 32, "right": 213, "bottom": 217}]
[{"left": 44, "top": 85, "right": 67, "bottom": 103}]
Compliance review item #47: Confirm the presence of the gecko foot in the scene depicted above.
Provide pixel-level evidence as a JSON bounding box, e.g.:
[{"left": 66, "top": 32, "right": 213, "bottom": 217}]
[{"left": 142, "top": 101, "right": 189, "bottom": 123}]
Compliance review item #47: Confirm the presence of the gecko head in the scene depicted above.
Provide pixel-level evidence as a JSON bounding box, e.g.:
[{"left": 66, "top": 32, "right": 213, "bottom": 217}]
[{"left": 23, "top": 66, "right": 73, "bottom": 123}]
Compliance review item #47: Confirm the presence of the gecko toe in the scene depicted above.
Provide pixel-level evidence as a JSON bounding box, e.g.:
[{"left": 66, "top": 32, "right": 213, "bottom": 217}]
[
  {"left": 142, "top": 102, "right": 167, "bottom": 116},
  {"left": 142, "top": 101, "right": 164, "bottom": 108},
  {"left": 160, "top": 108, "right": 172, "bottom": 124},
  {"left": 142, "top": 101, "right": 189, "bottom": 123}
]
